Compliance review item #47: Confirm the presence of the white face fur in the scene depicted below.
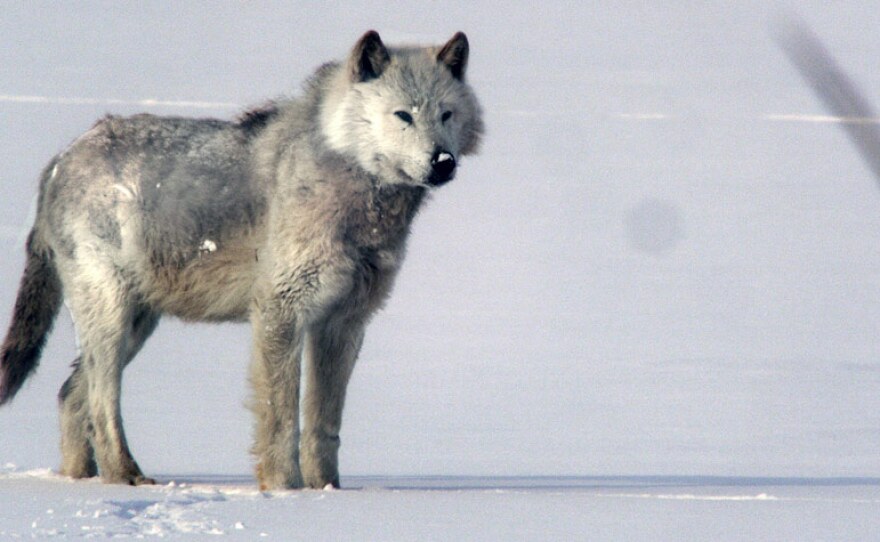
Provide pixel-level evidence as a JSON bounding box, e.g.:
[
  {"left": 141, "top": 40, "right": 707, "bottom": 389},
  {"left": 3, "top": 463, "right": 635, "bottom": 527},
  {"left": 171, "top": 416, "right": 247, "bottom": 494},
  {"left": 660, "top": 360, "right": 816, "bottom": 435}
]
[
  {"left": 321, "top": 33, "right": 482, "bottom": 188},
  {"left": 358, "top": 72, "right": 467, "bottom": 186}
]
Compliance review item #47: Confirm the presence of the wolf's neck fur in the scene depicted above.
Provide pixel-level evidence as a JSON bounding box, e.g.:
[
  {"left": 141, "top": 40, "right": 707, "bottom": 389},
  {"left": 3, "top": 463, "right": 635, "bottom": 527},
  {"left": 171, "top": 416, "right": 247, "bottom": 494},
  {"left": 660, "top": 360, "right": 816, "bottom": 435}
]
[
  {"left": 314, "top": 63, "right": 353, "bottom": 157},
  {"left": 350, "top": 182, "right": 425, "bottom": 250}
]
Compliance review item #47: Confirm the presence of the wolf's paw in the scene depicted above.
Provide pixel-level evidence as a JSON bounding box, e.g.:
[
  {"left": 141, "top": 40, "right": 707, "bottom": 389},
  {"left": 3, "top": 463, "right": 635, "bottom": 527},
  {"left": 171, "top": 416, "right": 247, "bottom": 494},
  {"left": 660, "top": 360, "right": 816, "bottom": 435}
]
[
  {"left": 255, "top": 461, "right": 304, "bottom": 490},
  {"left": 301, "top": 466, "right": 340, "bottom": 489},
  {"left": 131, "top": 474, "right": 156, "bottom": 486},
  {"left": 101, "top": 470, "right": 155, "bottom": 486},
  {"left": 60, "top": 459, "right": 98, "bottom": 480},
  {"left": 106, "top": 474, "right": 155, "bottom": 486},
  {"left": 300, "top": 434, "right": 341, "bottom": 489}
]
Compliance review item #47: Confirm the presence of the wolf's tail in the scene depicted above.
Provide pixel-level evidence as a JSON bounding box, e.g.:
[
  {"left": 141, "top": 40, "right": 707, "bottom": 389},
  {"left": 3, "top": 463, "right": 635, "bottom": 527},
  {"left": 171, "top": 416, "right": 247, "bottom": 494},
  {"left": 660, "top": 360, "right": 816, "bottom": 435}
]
[{"left": 0, "top": 227, "right": 63, "bottom": 405}]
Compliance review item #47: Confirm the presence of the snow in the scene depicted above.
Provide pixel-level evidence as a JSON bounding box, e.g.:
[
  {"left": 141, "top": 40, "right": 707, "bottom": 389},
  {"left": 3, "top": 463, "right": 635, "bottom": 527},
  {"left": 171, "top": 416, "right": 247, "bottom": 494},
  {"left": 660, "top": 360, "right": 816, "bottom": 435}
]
[
  {"left": 2, "top": 466, "right": 879, "bottom": 540},
  {"left": 200, "top": 239, "right": 218, "bottom": 253},
  {"left": 2, "top": 1, "right": 880, "bottom": 540}
]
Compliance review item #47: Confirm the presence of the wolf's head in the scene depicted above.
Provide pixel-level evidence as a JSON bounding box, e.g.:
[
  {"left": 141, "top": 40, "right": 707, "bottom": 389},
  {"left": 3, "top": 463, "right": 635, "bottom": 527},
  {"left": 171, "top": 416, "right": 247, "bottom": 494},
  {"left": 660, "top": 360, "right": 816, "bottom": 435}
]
[{"left": 320, "top": 31, "right": 484, "bottom": 188}]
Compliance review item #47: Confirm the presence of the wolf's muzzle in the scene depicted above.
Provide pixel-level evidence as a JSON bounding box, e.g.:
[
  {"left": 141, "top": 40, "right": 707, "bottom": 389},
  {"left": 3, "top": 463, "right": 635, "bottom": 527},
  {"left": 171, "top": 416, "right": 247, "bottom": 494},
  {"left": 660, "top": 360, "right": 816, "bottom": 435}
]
[{"left": 428, "top": 149, "right": 456, "bottom": 186}]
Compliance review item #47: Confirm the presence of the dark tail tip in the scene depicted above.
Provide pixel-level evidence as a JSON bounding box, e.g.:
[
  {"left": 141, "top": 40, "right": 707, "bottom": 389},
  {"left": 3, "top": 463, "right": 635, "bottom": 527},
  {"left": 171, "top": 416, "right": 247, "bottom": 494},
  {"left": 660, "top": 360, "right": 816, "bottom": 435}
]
[
  {"left": 0, "top": 348, "right": 42, "bottom": 405},
  {"left": 0, "top": 231, "right": 62, "bottom": 406}
]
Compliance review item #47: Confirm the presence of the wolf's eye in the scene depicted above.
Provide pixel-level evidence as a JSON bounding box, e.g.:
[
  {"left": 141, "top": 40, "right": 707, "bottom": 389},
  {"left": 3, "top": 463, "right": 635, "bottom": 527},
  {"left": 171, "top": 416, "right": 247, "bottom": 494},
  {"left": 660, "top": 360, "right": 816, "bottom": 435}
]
[
  {"left": 441, "top": 110, "right": 453, "bottom": 123},
  {"left": 394, "top": 111, "right": 414, "bottom": 124}
]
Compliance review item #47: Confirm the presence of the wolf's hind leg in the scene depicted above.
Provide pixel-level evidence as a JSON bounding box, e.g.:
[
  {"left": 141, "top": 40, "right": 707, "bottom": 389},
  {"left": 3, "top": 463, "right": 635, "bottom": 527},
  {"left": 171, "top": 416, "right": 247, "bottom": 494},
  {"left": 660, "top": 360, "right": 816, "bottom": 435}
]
[
  {"left": 58, "top": 307, "right": 158, "bottom": 481},
  {"left": 58, "top": 358, "right": 97, "bottom": 478},
  {"left": 300, "top": 318, "right": 365, "bottom": 489},
  {"left": 64, "top": 270, "right": 157, "bottom": 486}
]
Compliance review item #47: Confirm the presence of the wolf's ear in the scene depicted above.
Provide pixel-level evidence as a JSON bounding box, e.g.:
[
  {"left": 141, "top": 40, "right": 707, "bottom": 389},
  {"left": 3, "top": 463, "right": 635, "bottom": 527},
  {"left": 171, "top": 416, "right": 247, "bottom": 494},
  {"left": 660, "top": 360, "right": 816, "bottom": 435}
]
[
  {"left": 437, "top": 32, "right": 469, "bottom": 81},
  {"left": 350, "top": 30, "right": 390, "bottom": 82}
]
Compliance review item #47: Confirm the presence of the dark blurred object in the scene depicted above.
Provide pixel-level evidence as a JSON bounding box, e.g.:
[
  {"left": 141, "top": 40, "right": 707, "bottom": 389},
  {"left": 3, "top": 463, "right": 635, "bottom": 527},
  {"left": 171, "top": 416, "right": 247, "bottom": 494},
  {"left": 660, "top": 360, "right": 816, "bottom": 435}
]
[{"left": 777, "top": 19, "right": 880, "bottom": 183}]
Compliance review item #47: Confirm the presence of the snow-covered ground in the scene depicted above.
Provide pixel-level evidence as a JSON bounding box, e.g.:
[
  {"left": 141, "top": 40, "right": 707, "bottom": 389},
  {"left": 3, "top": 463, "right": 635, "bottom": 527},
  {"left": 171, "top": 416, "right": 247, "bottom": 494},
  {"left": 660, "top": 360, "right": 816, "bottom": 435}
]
[
  {"left": 3, "top": 466, "right": 879, "bottom": 540},
  {"left": 1, "top": 2, "right": 879, "bottom": 539}
]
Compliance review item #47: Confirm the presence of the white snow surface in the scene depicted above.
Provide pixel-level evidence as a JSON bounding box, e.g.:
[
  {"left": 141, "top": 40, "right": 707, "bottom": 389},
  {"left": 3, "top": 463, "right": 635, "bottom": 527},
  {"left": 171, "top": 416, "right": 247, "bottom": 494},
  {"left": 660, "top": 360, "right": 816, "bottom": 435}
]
[
  {"left": 2, "top": 466, "right": 879, "bottom": 540},
  {"left": 2, "top": 2, "right": 880, "bottom": 540}
]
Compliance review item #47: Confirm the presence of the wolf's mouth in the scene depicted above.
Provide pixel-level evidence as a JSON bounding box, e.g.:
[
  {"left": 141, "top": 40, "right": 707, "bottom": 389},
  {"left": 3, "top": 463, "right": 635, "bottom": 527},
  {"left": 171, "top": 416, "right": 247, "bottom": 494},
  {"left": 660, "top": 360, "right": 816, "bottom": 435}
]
[{"left": 394, "top": 167, "right": 429, "bottom": 187}]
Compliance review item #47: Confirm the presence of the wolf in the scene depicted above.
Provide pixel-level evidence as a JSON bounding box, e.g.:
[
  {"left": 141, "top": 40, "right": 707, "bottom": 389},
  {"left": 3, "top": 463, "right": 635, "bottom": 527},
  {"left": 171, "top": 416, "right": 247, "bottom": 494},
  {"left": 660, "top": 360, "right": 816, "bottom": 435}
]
[{"left": 0, "top": 30, "right": 483, "bottom": 489}]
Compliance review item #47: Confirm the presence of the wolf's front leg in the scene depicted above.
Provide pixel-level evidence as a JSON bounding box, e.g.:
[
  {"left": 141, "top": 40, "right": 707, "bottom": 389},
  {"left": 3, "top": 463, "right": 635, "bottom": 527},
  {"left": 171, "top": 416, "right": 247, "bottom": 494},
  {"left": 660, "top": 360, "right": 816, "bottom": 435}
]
[
  {"left": 250, "top": 304, "right": 305, "bottom": 490},
  {"left": 300, "top": 318, "right": 365, "bottom": 489}
]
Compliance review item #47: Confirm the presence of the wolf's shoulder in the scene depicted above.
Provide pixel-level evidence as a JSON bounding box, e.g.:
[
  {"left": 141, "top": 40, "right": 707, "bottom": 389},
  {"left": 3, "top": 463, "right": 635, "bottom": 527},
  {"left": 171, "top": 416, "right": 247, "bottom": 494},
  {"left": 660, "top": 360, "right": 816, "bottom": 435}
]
[{"left": 235, "top": 102, "right": 282, "bottom": 134}]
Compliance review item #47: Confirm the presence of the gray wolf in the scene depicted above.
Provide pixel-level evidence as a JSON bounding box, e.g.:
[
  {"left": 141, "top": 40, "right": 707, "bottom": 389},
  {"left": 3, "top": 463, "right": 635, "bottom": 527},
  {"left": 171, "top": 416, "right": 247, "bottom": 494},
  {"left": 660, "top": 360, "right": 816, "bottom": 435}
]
[{"left": 0, "top": 30, "right": 483, "bottom": 489}]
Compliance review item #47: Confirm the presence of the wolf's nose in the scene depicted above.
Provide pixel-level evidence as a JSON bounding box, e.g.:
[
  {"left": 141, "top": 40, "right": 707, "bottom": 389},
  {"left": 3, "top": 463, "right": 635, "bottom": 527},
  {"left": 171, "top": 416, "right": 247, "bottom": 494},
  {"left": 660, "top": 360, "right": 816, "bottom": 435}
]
[{"left": 429, "top": 150, "right": 456, "bottom": 186}]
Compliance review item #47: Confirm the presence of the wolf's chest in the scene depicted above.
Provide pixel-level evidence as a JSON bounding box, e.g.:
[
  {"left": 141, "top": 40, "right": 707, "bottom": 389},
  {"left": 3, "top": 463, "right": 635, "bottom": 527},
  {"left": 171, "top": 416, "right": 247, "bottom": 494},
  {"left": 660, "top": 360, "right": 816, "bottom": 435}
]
[{"left": 344, "top": 185, "right": 423, "bottom": 251}]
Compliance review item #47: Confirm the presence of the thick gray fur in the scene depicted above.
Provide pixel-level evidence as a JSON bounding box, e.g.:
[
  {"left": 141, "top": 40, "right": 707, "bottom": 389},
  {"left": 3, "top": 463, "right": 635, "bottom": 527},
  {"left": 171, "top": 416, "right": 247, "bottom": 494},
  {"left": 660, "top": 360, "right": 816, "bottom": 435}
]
[{"left": 0, "top": 31, "right": 483, "bottom": 488}]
